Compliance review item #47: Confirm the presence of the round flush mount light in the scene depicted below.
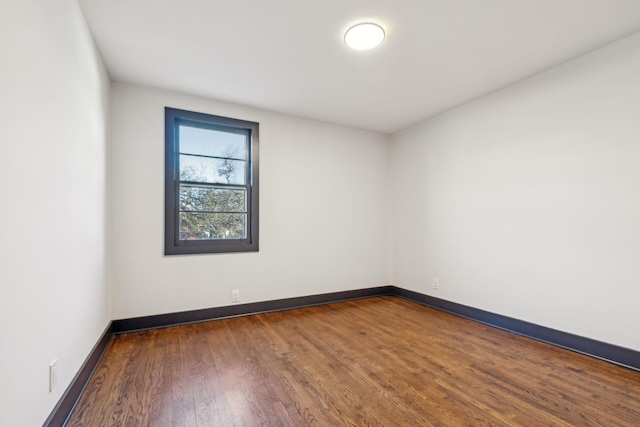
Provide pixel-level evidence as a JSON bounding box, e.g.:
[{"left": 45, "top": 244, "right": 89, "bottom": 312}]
[{"left": 344, "top": 23, "right": 385, "bottom": 51}]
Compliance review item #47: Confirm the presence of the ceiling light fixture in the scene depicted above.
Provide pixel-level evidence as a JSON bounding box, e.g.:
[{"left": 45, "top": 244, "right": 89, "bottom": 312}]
[{"left": 344, "top": 23, "right": 385, "bottom": 51}]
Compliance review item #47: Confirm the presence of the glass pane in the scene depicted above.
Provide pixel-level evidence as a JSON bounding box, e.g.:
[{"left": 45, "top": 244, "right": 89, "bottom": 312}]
[
  {"left": 180, "top": 154, "right": 246, "bottom": 185},
  {"left": 179, "top": 213, "right": 246, "bottom": 240},
  {"left": 180, "top": 186, "right": 246, "bottom": 213},
  {"left": 179, "top": 125, "right": 246, "bottom": 160}
]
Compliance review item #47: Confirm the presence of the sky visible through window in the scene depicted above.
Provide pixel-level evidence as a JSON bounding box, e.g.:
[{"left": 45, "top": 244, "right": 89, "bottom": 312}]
[{"left": 179, "top": 125, "right": 247, "bottom": 185}]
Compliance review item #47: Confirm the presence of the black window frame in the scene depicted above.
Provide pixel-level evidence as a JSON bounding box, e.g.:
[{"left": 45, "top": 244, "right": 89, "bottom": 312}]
[{"left": 165, "top": 107, "right": 259, "bottom": 255}]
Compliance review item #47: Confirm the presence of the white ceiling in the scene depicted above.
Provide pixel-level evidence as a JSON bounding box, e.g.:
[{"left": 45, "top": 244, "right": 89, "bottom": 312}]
[{"left": 78, "top": 0, "right": 640, "bottom": 134}]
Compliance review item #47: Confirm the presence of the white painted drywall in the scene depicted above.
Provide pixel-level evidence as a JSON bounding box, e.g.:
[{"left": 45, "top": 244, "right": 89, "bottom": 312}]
[
  {"left": 110, "top": 83, "right": 390, "bottom": 319},
  {"left": 0, "top": 0, "right": 111, "bottom": 425},
  {"left": 390, "top": 32, "right": 640, "bottom": 351}
]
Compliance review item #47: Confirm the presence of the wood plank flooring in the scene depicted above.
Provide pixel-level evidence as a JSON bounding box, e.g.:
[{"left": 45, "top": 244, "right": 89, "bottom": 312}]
[{"left": 67, "top": 296, "right": 640, "bottom": 426}]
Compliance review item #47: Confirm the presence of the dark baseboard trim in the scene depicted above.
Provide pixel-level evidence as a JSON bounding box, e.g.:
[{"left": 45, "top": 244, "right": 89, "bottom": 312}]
[
  {"left": 45, "top": 284, "right": 640, "bottom": 425},
  {"left": 112, "top": 286, "right": 394, "bottom": 334},
  {"left": 43, "top": 323, "right": 113, "bottom": 427},
  {"left": 392, "top": 286, "right": 640, "bottom": 372}
]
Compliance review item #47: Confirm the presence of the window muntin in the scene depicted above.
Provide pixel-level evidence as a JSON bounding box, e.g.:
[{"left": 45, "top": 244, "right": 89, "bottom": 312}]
[{"left": 165, "top": 108, "right": 259, "bottom": 255}]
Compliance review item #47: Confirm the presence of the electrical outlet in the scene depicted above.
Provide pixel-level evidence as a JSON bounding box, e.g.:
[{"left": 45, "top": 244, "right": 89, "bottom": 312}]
[
  {"left": 432, "top": 278, "right": 439, "bottom": 290},
  {"left": 49, "top": 360, "right": 58, "bottom": 392},
  {"left": 232, "top": 290, "right": 240, "bottom": 303}
]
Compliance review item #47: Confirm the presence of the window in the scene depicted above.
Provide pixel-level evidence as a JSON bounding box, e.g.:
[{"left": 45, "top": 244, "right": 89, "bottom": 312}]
[{"left": 165, "top": 107, "right": 259, "bottom": 255}]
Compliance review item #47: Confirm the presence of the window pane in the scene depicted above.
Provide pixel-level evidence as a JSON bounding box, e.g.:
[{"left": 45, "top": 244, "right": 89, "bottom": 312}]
[
  {"left": 179, "top": 186, "right": 246, "bottom": 213},
  {"left": 180, "top": 154, "right": 246, "bottom": 185},
  {"left": 179, "top": 125, "right": 246, "bottom": 160},
  {"left": 179, "top": 213, "right": 246, "bottom": 240}
]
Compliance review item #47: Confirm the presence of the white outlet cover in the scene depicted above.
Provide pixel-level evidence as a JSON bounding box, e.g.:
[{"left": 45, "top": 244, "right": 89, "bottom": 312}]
[{"left": 49, "top": 359, "right": 58, "bottom": 392}]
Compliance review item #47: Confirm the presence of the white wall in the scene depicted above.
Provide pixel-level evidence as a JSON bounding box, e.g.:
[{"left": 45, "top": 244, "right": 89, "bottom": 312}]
[
  {"left": 110, "top": 83, "right": 390, "bottom": 319},
  {"left": 0, "top": 0, "right": 111, "bottom": 425},
  {"left": 391, "top": 32, "right": 640, "bottom": 351}
]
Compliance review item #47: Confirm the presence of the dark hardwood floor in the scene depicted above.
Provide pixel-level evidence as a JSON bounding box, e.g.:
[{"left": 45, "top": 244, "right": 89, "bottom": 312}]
[{"left": 67, "top": 296, "right": 640, "bottom": 426}]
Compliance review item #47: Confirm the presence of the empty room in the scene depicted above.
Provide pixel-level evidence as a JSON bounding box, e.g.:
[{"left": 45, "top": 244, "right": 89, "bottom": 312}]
[{"left": 2, "top": 0, "right": 640, "bottom": 426}]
